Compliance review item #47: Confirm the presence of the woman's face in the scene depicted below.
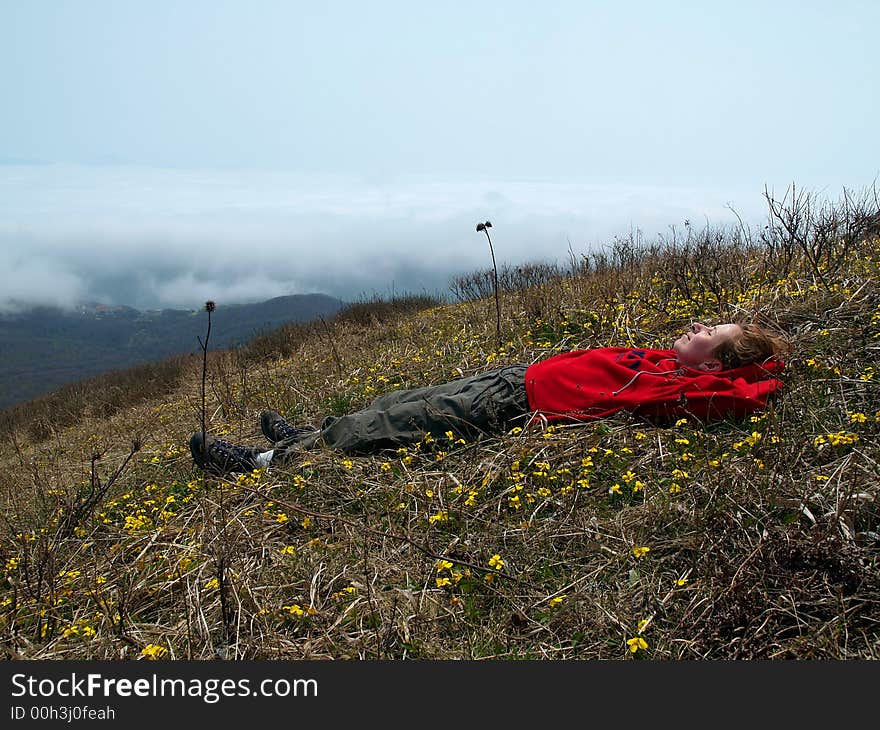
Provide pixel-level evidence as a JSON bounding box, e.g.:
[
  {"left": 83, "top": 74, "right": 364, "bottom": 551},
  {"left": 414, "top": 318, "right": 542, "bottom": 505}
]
[{"left": 673, "top": 322, "right": 742, "bottom": 370}]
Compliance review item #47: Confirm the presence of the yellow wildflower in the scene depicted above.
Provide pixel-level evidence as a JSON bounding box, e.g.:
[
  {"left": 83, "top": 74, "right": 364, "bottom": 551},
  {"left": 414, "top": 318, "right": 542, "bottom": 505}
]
[
  {"left": 627, "top": 637, "right": 648, "bottom": 653},
  {"left": 140, "top": 644, "right": 168, "bottom": 660}
]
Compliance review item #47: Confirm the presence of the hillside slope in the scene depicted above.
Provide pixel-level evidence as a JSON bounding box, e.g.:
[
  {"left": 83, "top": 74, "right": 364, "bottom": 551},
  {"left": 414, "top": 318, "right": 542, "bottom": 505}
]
[
  {"left": 0, "top": 293, "right": 345, "bottom": 410},
  {"left": 1, "top": 189, "right": 878, "bottom": 660}
]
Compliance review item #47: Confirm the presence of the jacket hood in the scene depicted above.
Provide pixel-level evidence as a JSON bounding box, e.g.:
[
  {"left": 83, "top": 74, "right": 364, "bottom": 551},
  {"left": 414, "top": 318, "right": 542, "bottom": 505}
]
[{"left": 681, "top": 355, "right": 786, "bottom": 381}]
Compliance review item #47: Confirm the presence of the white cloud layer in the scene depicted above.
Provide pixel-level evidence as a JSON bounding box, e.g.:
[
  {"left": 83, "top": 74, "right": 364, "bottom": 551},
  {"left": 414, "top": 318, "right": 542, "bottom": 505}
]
[
  {"left": 0, "top": 249, "right": 88, "bottom": 312},
  {"left": 0, "top": 165, "right": 783, "bottom": 312}
]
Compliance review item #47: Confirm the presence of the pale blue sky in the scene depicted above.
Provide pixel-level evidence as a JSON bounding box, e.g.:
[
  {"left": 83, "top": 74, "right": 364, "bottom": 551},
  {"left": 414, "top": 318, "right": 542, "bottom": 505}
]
[{"left": 1, "top": 1, "right": 877, "bottom": 310}]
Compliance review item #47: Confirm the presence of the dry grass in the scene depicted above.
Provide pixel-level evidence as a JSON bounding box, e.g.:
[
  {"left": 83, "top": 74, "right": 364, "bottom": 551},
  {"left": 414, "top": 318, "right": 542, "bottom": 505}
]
[{"left": 1, "top": 184, "right": 878, "bottom": 660}]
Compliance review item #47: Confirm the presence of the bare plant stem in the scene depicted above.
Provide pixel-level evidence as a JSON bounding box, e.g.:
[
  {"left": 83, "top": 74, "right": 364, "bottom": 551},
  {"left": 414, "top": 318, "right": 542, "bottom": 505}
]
[
  {"left": 481, "top": 226, "right": 502, "bottom": 348},
  {"left": 198, "top": 303, "right": 215, "bottom": 446},
  {"left": 318, "top": 316, "right": 344, "bottom": 376}
]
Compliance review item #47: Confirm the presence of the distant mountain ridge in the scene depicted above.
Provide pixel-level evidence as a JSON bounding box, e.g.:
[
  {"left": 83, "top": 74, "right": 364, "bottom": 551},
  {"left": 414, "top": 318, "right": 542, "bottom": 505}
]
[{"left": 0, "top": 293, "right": 345, "bottom": 411}]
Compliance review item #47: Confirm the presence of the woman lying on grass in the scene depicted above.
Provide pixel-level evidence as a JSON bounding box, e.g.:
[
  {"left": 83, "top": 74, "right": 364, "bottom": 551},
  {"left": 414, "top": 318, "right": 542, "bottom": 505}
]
[{"left": 190, "top": 321, "right": 790, "bottom": 476}]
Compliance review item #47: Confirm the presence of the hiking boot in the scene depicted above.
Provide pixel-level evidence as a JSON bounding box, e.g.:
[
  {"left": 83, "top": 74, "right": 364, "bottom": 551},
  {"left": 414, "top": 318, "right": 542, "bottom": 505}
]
[
  {"left": 260, "top": 410, "right": 318, "bottom": 444},
  {"left": 189, "top": 432, "right": 267, "bottom": 475}
]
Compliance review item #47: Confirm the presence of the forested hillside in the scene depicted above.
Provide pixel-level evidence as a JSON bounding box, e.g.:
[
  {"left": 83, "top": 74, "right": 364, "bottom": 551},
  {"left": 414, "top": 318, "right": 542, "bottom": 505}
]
[{"left": 0, "top": 294, "right": 344, "bottom": 409}]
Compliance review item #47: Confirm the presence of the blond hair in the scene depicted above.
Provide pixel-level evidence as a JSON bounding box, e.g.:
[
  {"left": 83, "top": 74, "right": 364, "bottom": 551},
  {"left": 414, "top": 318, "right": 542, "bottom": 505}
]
[{"left": 713, "top": 323, "right": 791, "bottom": 369}]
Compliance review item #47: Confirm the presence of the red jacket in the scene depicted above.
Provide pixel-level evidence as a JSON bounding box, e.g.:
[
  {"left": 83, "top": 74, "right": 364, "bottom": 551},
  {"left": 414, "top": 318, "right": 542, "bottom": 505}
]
[{"left": 524, "top": 347, "right": 784, "bottom": 424}]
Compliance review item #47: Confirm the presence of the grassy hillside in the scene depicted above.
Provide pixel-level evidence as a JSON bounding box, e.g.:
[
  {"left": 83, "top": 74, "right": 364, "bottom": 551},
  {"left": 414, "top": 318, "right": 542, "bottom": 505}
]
[{"left": 1, "top": 185, "right": 878, "bottom": 660}]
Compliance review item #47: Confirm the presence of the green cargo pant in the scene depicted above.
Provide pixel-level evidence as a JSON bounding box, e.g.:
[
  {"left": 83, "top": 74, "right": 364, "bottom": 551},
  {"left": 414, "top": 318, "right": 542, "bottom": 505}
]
[{"left": 272, "top": 364, "right": 531, "bottom": 458}]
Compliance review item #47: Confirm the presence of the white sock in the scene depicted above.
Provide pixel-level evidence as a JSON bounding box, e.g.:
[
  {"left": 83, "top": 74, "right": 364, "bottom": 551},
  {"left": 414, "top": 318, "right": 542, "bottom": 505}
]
[{"left": 255, "top": 450, "right": 274, "bottom": 467}]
